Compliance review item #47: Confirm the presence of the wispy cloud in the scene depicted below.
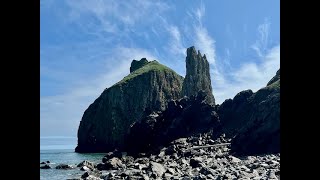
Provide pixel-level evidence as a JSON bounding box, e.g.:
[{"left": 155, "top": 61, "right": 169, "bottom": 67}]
[
  {"left": 186, "top": 2, "right": 227, "bottom": 90},
  {"left": 65, "top": 0, "right": 170, "bottom": 36},
  {"left": 251, "top": 18, "right": 271, "bottom": 57},
  {"left": 185, "top": 5, "right": 279, "bottom": 104},
  {"left": 41, "top": 47, "right": 158, "bottom": 136},
  {"left": 167, "top": 25, "right": 186, "bottom": 57},
  {"left": 214, "top": 45, "right": 280, "bottom": 104}
]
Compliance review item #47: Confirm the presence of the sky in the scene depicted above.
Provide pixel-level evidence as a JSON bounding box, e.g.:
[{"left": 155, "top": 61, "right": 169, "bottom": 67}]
[{"left": 40, "top": 0, "right": 280, "bottom": 137}]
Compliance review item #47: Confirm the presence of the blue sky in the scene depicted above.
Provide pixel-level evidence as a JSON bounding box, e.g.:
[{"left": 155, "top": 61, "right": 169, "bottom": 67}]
[{"left": 40, "top": 0, "right": 280, "bottom": 137}]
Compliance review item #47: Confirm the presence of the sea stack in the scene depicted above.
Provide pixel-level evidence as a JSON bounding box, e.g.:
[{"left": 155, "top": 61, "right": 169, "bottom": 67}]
[
  {"left": 181, "top": 46, "right": 215, "bottom": 105},
  {"left": 75, "top": 58, "right": 183, "bottom": 153}
]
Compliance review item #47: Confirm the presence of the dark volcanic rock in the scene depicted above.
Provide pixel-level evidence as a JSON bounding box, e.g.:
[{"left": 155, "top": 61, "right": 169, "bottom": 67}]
[
  {"left": 81, "top": 170, "right": 102, "bottom": 179},
  {"left": 182, "top": 46, "right": 215, "bottom": 105},
  {"left": 130, "top": 58, "right": 149, "bottom": 73},
  {"left": 102, "top": 150, "right": 122, "bottom": 163},
  {"left": 76, "top": 59, "right": 184, "bottom": 152},
  {"left": 102, "top": 157, "right": 124, "bottom": 170},
  {"left": 217, "top": 69, "right": 280, "bottom": 155},
  {"left": 217, "top": 89, "right": 254, "bottom": 137},
  {"left": 267, "top": 69, "right": 280, "bottom": 86},
  {"left": 40, "top": 164, "right": 51, "bottom": 169},
  {"left": 77, "top": 160, "right": 95, "bottom": 170},
  {"left": 125, "top": 91, "right": 221, "bottom": 155},
  {"left": 55, "top": 164, "right": 73, "bottom": 169},
  {"left": 190, "top": 157, "right": 204, "bottom": 168}
]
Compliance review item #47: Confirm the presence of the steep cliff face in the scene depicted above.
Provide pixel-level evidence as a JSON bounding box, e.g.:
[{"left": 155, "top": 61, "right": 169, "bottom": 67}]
[
  {"left": 217, "top": 69, "right": 280, "bottom": 155},
  {"left": 182, "top": 46, "right": 215, "bottom": 105},
  {"left": 76, "top": 59, "right": 184, "bottom": 153}
]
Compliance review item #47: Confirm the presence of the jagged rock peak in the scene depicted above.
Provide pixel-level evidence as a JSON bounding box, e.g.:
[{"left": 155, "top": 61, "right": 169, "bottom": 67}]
[
  {"left": 130, "top": 58, "right": 149, "bottom": 73},
  {"left": 182, "top": 46, "right": 215, "bottom": 105}
]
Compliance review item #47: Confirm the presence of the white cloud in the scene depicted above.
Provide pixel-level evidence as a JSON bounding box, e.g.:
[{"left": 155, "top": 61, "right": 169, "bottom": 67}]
[
  {"left": 185, "top": 6, "right": 279, "bottom": 104},
  {"left": 212, "top": 19, "right": 279, "bottom": 104},
  {"left": 251, "top": 19, "right": 271, "bottom": 57},
  {"left": 167, "top": 26, "right": 186, "bottom": 57},
  {"left": 187, "top": 3, "right": 227, "bottom": 89},
  {"left": 41, "top": 47, "right": 158, "bottom": 136},
  {"left": 194, "top": 27, "right": 217, "bottom": 65},
  {"left": 65, "top": 0, "right": 170, "bottom": 35},
  {"left": 214, "top": 45, "right": 280, "bottom": 104}
]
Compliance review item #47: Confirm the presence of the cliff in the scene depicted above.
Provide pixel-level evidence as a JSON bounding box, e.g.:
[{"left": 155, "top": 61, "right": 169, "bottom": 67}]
[{"left": 75, "top": 59, "right": 184, "bottom": 152}]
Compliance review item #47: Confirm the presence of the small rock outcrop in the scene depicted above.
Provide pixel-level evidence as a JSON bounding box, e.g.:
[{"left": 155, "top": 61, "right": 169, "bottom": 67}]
[
  {"left": 40, "top": 164, "right": 51, "bottom": 169},
  {"left": 76, "top": 59, "right": 184, "bottom": 153},
  {"left": 267, "top": 69, "right": 280, "bottom": 86},
  {"left": 182, "top": 46, "right": 215, "bottom": 105},
  {"left": 130, "top": 58, "right": 149, "bottom": 73}
]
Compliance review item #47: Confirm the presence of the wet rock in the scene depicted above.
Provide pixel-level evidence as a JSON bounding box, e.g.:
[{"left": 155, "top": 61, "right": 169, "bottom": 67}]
[
  {"left": 80, "top": 166, "right": 91, "bottom": 171},
  {"left": 81, "top": 170, "right": 102, "bottom": 179},
  {"left": 55, "top": 164, "right": 73, "bottom": 169},
  {"left": 96, "top": 163, "right": 105, "bottom": 171},
  {"left": 40, "top": 164, "right": 51, "bottom": 169},
  {"left": 77, "top": 160, "right": 95, "bottom": 170}
]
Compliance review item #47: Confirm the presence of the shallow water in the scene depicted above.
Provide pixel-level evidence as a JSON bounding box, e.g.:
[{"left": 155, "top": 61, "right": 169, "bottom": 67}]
[{"left": 40, "top": 137, "right": 105, "bottom": 180}]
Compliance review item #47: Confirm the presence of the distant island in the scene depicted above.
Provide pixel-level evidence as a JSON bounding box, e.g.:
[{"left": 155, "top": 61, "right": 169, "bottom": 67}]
[{"left": 41, "top": 46, "right": 280, "bottom": 180}]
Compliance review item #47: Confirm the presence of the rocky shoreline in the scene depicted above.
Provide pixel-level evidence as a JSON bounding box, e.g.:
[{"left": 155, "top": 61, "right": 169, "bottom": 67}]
[{"left": 40, "top": 133, "right": 280, "bottom": 180}]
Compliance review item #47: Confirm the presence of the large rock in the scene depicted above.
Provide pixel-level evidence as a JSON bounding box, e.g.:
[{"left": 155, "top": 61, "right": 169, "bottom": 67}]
[
  {"left": 217, "top": 69, "right": 280, "bottom": 155},
  {"left": 182, "top": 46, "right": 215, "bottom": 105},
  {"left": 40, "top": 164, "right": 51, "bottom": 169},
  {"left": 98, "top": 157, "right": 124, "bottom": 170},
  {"left": 125, "top": 91, "right": 221, "bottom": 155},
  {"left": 55, "top": 164, "right": 73, "bottom": 169},
  {"left": 76, "top": 59, "right": 184, "bottom": 152},
  {"left": 77, "top": 160, "right": 95, "bottom": 170}
]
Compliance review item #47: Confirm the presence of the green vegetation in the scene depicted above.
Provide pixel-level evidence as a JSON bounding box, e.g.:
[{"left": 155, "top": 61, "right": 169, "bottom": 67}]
[
  {"left": 267, "top": 79, "right": 280, "bottom": 89},
  {"left": 114, "top": 60, "right": 178, "bottom": 86}
]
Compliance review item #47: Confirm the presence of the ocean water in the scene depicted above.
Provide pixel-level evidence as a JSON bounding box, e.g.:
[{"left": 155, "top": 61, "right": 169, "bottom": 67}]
[{"left": 40, "top": 137, "right": 105, "bottom": 180}]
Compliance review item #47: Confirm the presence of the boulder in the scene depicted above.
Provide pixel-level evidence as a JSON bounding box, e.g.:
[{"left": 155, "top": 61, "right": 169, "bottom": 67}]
[
  {"left": 77, "top": 160, "right": 95, "bottom": 170},
  {"left": 40, "top": 164, "right": 51, "bottom": 169},
  {"left": 55, "top": 164, "right": 73, "bottom": 169}
]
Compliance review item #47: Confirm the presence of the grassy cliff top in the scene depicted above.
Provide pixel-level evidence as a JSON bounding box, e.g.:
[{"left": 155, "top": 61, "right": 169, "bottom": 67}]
[
  {"left": 113, "top": 60, "right": 182, "bottom": 86},
  {"left": 267, "top": 79, "right": 280, "bottom": 89}
]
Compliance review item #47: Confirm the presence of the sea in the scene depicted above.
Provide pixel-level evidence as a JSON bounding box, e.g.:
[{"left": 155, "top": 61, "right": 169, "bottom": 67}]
[{"left": 40, "top": 137, "right": 105, "bottom": 180}]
